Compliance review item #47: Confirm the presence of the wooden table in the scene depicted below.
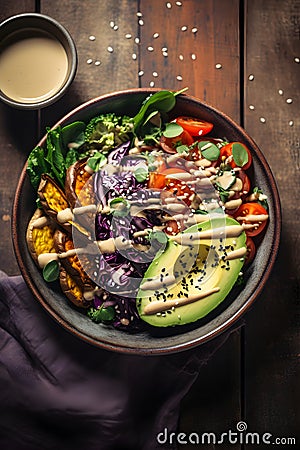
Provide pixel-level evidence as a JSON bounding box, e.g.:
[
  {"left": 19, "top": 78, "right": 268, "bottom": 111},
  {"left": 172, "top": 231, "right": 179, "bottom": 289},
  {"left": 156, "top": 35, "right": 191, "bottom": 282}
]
[{"left": 1, "top": 1, "right": 299, "bottom": 448}]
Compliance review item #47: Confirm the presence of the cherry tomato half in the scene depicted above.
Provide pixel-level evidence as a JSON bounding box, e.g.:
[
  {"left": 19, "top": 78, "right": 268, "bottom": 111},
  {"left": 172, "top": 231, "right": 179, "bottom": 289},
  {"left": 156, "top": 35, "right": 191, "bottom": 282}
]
[
  {"left": 148, "top": 168, "right": 194, "bottom": 206},
  {"left": 164, "top": 220, "right": 182, "bottom": 236},
  {"left": 245, "top": 236, "right": 256, "bottom": 265},
  {"left": 175, "top": 116, "right": 214, "bottom": 137},
  {"left": 219, "top": 142, "right": 252, "bottom": 170},
  {"left": 160, "top": 129, "right": 194, "bottom": 154},
  {"left": 234, "top": 202, "right": 268, "bottom": 237}
]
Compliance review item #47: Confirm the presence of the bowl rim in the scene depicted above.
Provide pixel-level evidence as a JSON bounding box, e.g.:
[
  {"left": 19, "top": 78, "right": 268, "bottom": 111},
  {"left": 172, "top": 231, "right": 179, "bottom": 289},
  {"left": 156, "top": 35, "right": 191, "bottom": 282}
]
[
  {"left": 0, "top": 12, "right": 77, "bottom": 110},
  {"left": 12, "top": 88, "right": 282, "bottom": 354}
]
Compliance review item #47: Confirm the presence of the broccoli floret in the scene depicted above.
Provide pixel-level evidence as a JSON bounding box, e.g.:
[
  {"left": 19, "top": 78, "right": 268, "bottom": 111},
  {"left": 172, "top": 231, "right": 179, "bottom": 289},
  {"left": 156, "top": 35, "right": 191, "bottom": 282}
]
[{"left": 85, "top": 113, "right": 133, "bottom": 152}]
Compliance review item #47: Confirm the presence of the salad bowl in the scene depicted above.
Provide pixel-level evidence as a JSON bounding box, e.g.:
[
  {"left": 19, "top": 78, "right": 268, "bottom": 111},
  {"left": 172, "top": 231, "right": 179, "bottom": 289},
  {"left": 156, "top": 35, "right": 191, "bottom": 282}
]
[{"left": 12, "top": 89, "right": 281, "bottom": 354}]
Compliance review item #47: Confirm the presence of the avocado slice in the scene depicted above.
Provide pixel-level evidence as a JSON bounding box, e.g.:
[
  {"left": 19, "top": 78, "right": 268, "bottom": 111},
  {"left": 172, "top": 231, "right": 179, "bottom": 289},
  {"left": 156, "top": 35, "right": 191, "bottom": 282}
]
[{"left": 137, "top": 216, "right": 247, "bottom": 327}]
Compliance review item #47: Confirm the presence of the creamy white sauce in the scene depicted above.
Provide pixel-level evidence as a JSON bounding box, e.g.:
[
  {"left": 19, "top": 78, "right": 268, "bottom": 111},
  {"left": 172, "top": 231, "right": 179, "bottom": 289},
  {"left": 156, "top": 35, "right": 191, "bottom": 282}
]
[
  {"left": 0, "top": 30, "right": 69, "bottom": 103},
  {"left": 143, "top": 287, "right": 220, "bottom": 315}
]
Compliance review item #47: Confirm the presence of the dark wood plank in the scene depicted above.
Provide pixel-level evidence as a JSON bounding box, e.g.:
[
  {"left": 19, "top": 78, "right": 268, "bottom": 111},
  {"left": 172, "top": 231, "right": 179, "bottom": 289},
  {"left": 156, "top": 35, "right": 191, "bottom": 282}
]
[
  {"left": 0, "top": 0, "right": 35, "bottom": 21},
  {"left": 139, "top": 0, "right": 241, "bottom": 122},
  {"left": 243, "top": 0, "right": 299, "bottom": 443},
  {"left": 40, "top": 0, "right": 140, "bottom": 130},
  {"left": 0, "top": 1, "right": 37, "bottom": 275}
]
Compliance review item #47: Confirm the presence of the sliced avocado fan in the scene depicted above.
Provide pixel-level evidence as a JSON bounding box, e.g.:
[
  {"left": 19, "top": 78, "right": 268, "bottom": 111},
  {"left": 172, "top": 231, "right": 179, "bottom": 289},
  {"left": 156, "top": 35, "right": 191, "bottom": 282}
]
[{"left": 137, "top": 216, "right": 247, "bottom": 327}]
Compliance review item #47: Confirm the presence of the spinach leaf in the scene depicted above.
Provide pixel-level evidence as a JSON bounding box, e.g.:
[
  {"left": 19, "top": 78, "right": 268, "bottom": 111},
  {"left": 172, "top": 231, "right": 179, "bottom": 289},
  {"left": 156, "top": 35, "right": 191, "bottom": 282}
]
[
  {"left": 45, "top": 127, "right": 66, "bottom": 188},
  {"left": 61, "top": 121, "right": 86, "bottom": 153},
  {"left": 27, "top": 146, "right": 51, "bottom": 190},
  {"left": 133, "top": 88, "right": 188, "bottom": 137}
]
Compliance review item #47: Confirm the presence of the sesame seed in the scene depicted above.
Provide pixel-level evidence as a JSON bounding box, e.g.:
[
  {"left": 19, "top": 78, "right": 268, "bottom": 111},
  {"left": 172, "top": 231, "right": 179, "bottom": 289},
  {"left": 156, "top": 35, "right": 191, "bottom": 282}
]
[
  {"left": 191, "top": 53, "right": 197, "bottom": 60},
  {"left": 86, "top": 58, "right": 93, "bottom": 64},
  {"left": 192, "top": 27, "right": 198, "bottom": 33},
  {"left": 150, "top": 81, "right": 155, "bottom": 87},
  {"left": 294, "top": 57, "right": 300, "bottom": 63},
  {"left": 135, "top": 37, "right": 140, "bottom": 44},
  {"left": 177, "top": 75, "right": 183, "bottom": 81},
  {"left": 286, "top": 98, "right": 293, "bottom": 104},
  {"left": 176, "top": 1, "right": 182, "bottom": 5},
  {"left": 138, "top": 70, "right": 144, "bottom": 76},
  {"left": 215, "top": 63, "right": 222, "bottom": 69},
  {"left": 248, "top": 74, "right": 254, "bottom": 80},
  {"left": 163, "top": 51, "right": 168, "bottom": 57},
  {"left": 139, "top": 19, "right": 144, "bottom": 26},
  {"left": 109, "top": 21, "right": 115, "bottom": 28},
  {"left": 89, "top": 35, "right": 96, "bottom": 41},
  {"left": 125, "top": 33, "right": 132, "bottom": 39},
  {"left": 153, "top": 32, "right": 159, "bottom": 38},
  {"left": 278, "top": 89, "right": 284, "bottom": 95},
  {"left": 94, "top": 60, "right": 101, "bottom": 66},
  {"left": 113, "top": 25, "right": 119, "bottom": 31},
  {"left": 136, "top": 12, "right": 143, "bottom": 17},
  {"left": 260, "top": 117, "right": 266, "bottom": 123},
  {"left": 132, "top": 53, "right": 137, "bottom": 60},
  {"left": 166, "top": 2, "right": 172, "bottom": 8},
  {"left": 249, "top": 105, "right": 255, "bottom": 110},
  {"left": 148, "top": 46, "right": 154, "bottom": 52},
  {"left": 153, "top": 71, "right": 158, "bottom": 77},
  {"left": 289, "top": 120, "right": 294, "bottom": 127},
  {"left": 179, "top": 54, "right": 184, "bottom": 61},
  {"left": 161, "top": 47, "right": 168, "bottom": 52},
  {"left": 181, "top": 26, "right": 188, "bottom": 31},
  {"left": 107, "top": 46, "right": 114, "bottom": 53}
]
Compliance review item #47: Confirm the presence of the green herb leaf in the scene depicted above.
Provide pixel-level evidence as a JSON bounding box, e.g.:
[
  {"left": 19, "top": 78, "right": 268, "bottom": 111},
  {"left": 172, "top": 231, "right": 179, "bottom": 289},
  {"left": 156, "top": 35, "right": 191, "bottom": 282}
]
[
  {"left": 134, "top": 166, "right": 148, "bottom": 182},
  {"left": 98, "top": 306, "right": 115, "bottom": 324},
  {"left": 27, "top": 146, "right": 51, "bottom": 190},
  {"left": 198, "top": 141, "right": 220, "bottom": 161},
  {"left": 176, "top": 144, "right": 189, "bottom": 155},
  {"left": 109, "top": 197, "right": 130, "bottom": 216},
  {"left": 65, "top": 148, "right": 79, "bottom": 168},
  {"left": 163, "top": 122, "right": 183, "bottom": 138},
  {"left": 149, "top": 230, "right": 168, "bottom": 245},
  {"left": 87, "top": 152, "right": 107, "bottom": 171},
  {"left": 43, "top": 259, "right": 60, "bottom": 282},
  {"left": 232, "top": 143, "right": 249, "bottom": 167},
  {"left": 61, "top": 121, "right": 86, "bottom": 153}
]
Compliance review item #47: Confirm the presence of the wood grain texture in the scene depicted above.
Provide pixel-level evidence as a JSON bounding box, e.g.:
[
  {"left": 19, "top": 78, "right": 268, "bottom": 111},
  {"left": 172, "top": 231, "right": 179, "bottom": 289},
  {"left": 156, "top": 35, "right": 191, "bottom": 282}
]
[
  {"left": 243, "top": 0, "right": 299, "bottom": 442},
  {"left": 40, "top": 0, "right": 140, "bottom": 130},
  {"left": 139, "top": 0, "right": 241, "bottom": 122},
  {"left": 0, "top": 0, "right": 36, "bottom": 276}
]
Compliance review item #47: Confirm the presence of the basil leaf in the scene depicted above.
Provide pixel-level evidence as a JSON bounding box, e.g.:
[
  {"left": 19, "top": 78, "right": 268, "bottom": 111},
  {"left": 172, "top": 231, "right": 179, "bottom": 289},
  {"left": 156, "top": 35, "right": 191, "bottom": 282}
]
[
  {"left": 163, "top": 122, "right": 183, "bottom": 138},
  {"left": 198, "top": 141, "right": 220, "bottom": 161},
  {"left": 43, "top": 259, "right": 60, "bottom": 282},
  {"left": 232, "top": 143, "right": 249, "bottom": 167},
  {"left": 134, "top": 166, "right": 148, "bottom": 182}
]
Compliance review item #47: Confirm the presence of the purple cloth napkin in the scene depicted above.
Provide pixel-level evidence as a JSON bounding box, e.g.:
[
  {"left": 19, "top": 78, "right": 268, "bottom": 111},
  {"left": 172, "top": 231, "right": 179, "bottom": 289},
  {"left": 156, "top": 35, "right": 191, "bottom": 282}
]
[{"left": 0, "top": 271, "right": 235, "bottom": 450}]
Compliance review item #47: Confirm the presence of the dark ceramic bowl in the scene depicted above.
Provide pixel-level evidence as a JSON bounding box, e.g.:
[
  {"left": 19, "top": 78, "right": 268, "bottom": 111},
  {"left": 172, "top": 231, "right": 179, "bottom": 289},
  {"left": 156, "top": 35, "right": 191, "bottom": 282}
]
[
  {"left": 12, "top": 89, "right": 281, "bottom": 354},
  {"left": 0, "top": 13, "right": 77, "bottom": 109}
]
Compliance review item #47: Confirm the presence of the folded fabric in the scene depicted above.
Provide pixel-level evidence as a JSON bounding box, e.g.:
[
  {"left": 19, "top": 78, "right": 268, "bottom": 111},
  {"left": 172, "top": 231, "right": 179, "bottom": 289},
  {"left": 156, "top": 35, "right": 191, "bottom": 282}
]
[{"left": 0, "top": 271, "right": 237, "bottom": 450}]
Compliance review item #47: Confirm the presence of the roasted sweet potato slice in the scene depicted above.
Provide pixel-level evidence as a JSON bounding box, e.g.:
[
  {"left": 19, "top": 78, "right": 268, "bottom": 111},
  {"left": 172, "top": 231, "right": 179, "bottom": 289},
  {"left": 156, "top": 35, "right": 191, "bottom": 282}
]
[
  {"left": 53, "top": 229, "right": 96, "bottom": 291},
  {"left": 38, "top": 174, "right": 71, "bottom": 232},
  {"left": 65, "top": 157, "right": 94, "bottom": 208},
  {"left": 59, "top": 267, "right": 92, "bottom": 308},
  {"left": 26, "top": 208, "right": 56, "bottom": 264}
]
